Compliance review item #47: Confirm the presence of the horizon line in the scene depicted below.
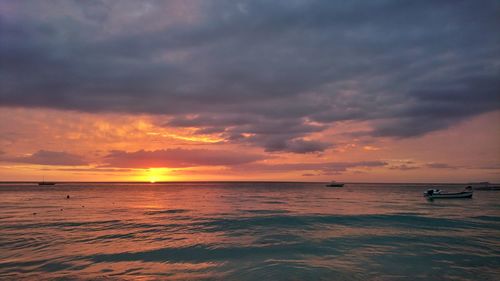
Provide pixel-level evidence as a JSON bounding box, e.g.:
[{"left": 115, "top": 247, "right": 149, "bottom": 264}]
[{"left": 0, "top": 180, "right": 494, "bottom": 185}]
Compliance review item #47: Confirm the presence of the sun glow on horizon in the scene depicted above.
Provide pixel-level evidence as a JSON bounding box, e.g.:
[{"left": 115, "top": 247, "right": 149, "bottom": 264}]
[{"left": 144, "top": 168, "right": 170, "bottom": 183}]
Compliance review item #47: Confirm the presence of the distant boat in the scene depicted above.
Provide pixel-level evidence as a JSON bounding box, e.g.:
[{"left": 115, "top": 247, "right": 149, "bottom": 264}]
[
  {"left": 424, "top": 187, "right": 473, "bottom": 199},
  {"left": 326, "top": 181, "right": 344, "bottom": 187},
  {"left": 38, "top": 182, "right": 56, "bottom": 186},
  {"left": 38, "top": 177, "right": 56, "bottom": 186},
  {"left": 468, "top": 182, "right": 500, "bottom": 190}
]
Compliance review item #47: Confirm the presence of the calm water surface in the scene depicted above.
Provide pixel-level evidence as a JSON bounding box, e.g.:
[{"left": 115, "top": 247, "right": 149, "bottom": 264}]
[{"left": 1, "top": 182, "right": 499, "bottom": 280}]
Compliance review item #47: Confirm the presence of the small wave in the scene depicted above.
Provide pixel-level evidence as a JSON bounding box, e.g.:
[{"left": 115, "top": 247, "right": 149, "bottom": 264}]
[
  {"left": 87, "top": 242, "right": 332, "bottom": 263},
  {"left": 191, "top": 213, "right": 491, "bottom": 233},
  {"left": 78, "top": 233, "right": 136, "bottom": 243},
  {"left": 39, "top": 262, "right": 74, "bottom": 272},
  {"left": 243, "top": 209, "right": 290, "bottom": 214},
  {"left": 472, "top": 215, "right": 500, "bottom": 222},
  {"left": 262, "top": 201, "right": 286, "bottom": 204},
  {"left": 1, "top": 220, "right": 123, "bottom": 230},
  {"left": 144, "top": 209, "right": 189, "bottom": 215}
]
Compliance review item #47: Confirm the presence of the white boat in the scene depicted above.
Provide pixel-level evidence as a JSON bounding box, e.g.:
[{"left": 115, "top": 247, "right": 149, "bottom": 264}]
[{"left": 424, "top": 187, "right": 473, "bottom": 199}]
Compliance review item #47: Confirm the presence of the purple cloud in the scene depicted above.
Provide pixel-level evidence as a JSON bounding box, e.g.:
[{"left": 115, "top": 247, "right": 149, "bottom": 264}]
[
  {"left": 388, "top": 164, "right": 420, "bottom": 171},
  {"left": 102, "top": 148, "right": 266, "bottom": 168},
  {"left": 2, "top": 150, "right": 88, "bottom": 166},
  {"left": 234, "top": 161, "right": 387, "bottom": 174}
]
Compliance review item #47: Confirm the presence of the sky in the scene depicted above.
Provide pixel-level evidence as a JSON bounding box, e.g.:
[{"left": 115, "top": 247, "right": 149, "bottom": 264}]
[{"left": 0, "top": 0, "right": 499, "bottom": 182}]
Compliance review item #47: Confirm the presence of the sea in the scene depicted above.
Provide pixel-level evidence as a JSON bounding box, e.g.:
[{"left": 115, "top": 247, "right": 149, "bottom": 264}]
[{"left": 0, "top": 182, "right": 499, "bottom": 281}]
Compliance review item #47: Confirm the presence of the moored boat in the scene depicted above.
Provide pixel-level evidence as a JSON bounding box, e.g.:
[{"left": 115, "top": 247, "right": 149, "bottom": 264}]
[
  {"left": 424, "top": 187, "right": 473, "bottom": 199},
  {"left": 38, "top": 176, "right": 56, "bottom": 186}
]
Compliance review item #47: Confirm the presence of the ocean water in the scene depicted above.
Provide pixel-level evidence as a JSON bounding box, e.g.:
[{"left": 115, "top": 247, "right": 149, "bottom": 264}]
[{"left": 0, "top": 182, "right": 499, "bottom": 281}]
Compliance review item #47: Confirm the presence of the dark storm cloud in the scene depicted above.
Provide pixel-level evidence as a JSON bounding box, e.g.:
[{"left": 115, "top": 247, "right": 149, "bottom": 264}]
[
  {"left": 167, "top": 113, "right": 330, "bottom": 153},
  {"left": 262, "top": 139, "right": 330, "bottom": 154},
  {"left": 372, "top": 73, "right": 500, "bottom": 137},
  {"left": 223, "top": 118, "right": 329, "bottom": 153},
  {"left": 1, "top": 150, "right": 88, "bottom": 166},
  {"left": 102, "top": 148, "right": 265, "bottom": 168},
  {"left": 1, "top": 0, "right": 499, "bottom": 150}
]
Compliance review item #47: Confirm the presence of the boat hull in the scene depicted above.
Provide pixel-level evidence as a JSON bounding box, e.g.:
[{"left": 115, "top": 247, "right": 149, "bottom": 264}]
[
  {"left": 425, "top": 192, "right": 472, "bottom": 199},
  {"left": 326, "top": 184, "right": 344, "bottom": 187}
]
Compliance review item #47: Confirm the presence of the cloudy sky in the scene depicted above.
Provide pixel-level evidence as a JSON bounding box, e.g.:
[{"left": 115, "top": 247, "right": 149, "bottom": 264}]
[{"left": 1, "top": 0, "right": 499, "bottom": 182}]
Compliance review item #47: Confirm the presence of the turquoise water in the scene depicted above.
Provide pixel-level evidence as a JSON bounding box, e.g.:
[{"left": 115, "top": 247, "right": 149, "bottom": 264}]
[{"left": 1, "top": 182, "right": 499, "bottom": 280}]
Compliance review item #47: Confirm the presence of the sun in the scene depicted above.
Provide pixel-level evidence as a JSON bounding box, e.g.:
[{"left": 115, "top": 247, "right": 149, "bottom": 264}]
[{"left": 144, "top": 168, "right": 168, "bottom": 183}]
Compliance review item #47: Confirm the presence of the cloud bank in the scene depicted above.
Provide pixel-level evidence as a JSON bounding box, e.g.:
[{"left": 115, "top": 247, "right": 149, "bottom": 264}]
[{"left": 1, "top": 0, "right": 499, "bottom": 153}]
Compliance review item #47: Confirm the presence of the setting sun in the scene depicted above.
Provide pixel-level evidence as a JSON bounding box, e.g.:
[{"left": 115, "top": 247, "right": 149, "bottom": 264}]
[{"left": 145, "top": 168, "right": 169, "bottom": 183}]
